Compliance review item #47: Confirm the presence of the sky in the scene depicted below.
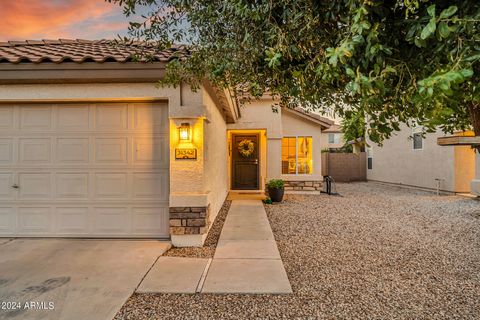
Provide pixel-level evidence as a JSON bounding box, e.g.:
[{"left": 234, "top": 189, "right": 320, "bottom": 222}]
[{"left": 0, "top": 0, "right": 147, "bottom": 41}]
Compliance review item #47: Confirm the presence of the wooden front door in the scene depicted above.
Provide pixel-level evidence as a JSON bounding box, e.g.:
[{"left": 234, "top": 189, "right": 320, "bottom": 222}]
[{"left": 232, "top": 134, "right": 260, "bottom": 190}]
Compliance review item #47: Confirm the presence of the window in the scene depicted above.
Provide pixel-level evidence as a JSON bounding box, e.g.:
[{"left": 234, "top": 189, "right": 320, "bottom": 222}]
[
  {"left": 367, "top": 147, "right": 373, "bottom": 170},
  {"left": 281, "top": 136, "right": 313, "bottom": 174},
  {"left": 413, "top": 133, "right": 423, "bottom": 150},
  {"left": 412, "top": 127, "right": 423, "bottom": 150},
  {"left": 328, "top": 133, "right": 341, "bottom": 144}
]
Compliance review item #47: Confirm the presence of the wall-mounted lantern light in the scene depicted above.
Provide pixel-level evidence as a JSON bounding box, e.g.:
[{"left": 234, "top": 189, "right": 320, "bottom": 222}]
[{"left": 179, "top": 123, "right": 191, "bottom": 141}]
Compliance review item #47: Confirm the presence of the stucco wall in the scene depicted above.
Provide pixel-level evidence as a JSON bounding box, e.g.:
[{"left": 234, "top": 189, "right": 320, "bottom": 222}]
[
  {"left": 472, "top": 154, "right": 480, "bottom": 196},
  {"left": 366, "top": 125, "right": 458, "bottom": 192},
  {"left": 228, "top": 99, "right": 282, "bottom": 137},
  {"left": 454, "top": 145, "right": 476, "bottom": 193},
  {"left": 169, "top": 118, "right": 205, "bottom": 195},
  {"left": 320, "top": 132, "right": 344, "bottom": 149},
  {"left": 0, "top": 82, "right": 211, "bottom": 119},
  {"left": 202, "top": 88, "right": 229, "bottom": 223}
]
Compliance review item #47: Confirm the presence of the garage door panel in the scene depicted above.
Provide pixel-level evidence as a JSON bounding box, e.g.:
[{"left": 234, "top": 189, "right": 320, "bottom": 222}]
[
  {"left": 132, "top": 207, "right": 169, "bottom": 234},
  {"left": 55, "top": 207, "right": 89, "bottom": 234},
  {"left": 133, "top": 104, "right": 168, "bottom": 132},
  {"left": 57, "top": 105, "right": 90, "bottom": 130},
  {"left": 95, "top": 138, "right": 128, "bottom": 164},
  {"left": 0, "top": 139, "right": 14, "bottom": 164},
  {"left": 19, "top": 138, "right": 51, "bottom": 163},
  {"left": 94, "top": 173, "right": 128, "bottom": 198},
  {"left": 56, "top": 173, "right": 89, "bottom": 198},
  {"left": 0, "top": 208, "right": 15, "bottom": 234},
  {"left": 134, "top": 136, "right": 168, "bottom": 165},
  {"left": 56, "top": 138, "right": 90, "bottom": 164},
  {"left": 0, "top": 173, "right": 14, "bottom": 198},
  {"left": 0, "top": 107, "right": 14, "bottom": 129},
  {"left": 18, "top": 173, "right": 52, "bottom": 199},
  {"left": 93, "top": 207, "right": 130, "bottom": 234},
  {"left": 1, "top": 102, "right": 169, "bottom": 238},
  {"left": 20, "top": 107, "right": 52, "bottom": 129},
  {"left": 95, "top": 104, "right": 128, "bottom": 130},
  {"left": 17, "top": 207, "right": 52, "bottom": 234},
  {"left": 133, "top": 172, "right": 168, "bottom": 200}
]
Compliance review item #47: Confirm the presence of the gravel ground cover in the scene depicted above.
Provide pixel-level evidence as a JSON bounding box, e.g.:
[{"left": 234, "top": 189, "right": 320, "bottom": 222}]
[
  {"left": 116, "top": 182, "right": 480, "bottom": 319},
  {"left": 163, "top": 200, "right": 231, "bottom": 258}
]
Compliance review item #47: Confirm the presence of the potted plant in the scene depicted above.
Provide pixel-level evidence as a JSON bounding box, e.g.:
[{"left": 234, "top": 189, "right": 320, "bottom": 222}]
[{"left": 267, "top": 179, "right": 285, "bottom": 202}]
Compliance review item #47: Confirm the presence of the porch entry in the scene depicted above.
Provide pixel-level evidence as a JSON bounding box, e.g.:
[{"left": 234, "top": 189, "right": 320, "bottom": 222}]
[{"left": 231, "top": 133, "right": 260, "bottom": 190}]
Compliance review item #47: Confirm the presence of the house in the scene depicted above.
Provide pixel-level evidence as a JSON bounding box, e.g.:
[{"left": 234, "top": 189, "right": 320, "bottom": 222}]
[
  {"left": 0, "top": 39, "right": 332, "bottom": 247},
  {"left": 366, "top": 124, "right": 476, "bottom": 194},
  {"left": 320, "top": 124, "right": 344, "bottom": 150}
]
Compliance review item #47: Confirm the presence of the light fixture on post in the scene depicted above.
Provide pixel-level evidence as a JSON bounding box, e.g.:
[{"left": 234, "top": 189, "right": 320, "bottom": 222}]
[{"left": 178, "top": 122, "right": 191, "bottom": 141}]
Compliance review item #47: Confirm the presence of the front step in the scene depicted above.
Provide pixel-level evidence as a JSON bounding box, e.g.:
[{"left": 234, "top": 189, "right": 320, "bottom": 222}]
[{"left": 227, "top": 191, "right": 267, "bottom": 201}]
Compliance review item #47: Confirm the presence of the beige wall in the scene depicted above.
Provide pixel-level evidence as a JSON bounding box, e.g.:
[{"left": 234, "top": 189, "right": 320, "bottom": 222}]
[
  {"left": 367, "top": 125, "right": 460, "bottom": 192},
  {"left": 169, "top": 118, "right": 205, "bottom": 195},
  {"left": 228, "top": 99, "right": 283, "bottom": 137},
  {"left": 203, "top": 88, "right": 229, "bottom": 223},
  {"left": 320, "top": 131, "right": 344, "bottom": 149},
  {"left": 472, "top": 154, "right": 480, "bottom": 196},
  {"left": 454, "top": 145, "right": 476, "bottom": 193}
]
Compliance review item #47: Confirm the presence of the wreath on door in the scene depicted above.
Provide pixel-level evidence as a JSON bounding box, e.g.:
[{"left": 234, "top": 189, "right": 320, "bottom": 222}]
[{"left": 238, "top": 139, "right": 255, "bottom": 157}]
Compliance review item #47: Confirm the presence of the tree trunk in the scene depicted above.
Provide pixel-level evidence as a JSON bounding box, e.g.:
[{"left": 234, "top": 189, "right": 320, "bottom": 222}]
[{"left": 468, "top": 102, "right": 480, "bottom": 136}]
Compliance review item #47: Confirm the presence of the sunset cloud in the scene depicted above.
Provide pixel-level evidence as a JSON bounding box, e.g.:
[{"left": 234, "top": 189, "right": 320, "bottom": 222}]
[{"left": 0, "top": 0, "right": 132, "bottom": 40}]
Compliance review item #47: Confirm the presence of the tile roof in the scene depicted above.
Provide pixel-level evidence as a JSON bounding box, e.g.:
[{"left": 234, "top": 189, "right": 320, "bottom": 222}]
[
  {"left": 0, "top": 39, "right": 189, "bottom": 64},
  {"left": 322, "top": 124, "right": 342, "bottom": 133},
  {"left": 291, "top": 107, "right": 334, "bottom": 127}
]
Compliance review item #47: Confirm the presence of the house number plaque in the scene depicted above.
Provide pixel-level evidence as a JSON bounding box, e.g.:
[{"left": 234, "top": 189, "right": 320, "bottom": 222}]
[{"left": 175, "top": 148, "right": 197, "bottom": 159}]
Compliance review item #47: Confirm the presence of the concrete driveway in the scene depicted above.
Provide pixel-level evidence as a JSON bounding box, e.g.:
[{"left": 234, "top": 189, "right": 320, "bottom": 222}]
[{"left": 0, "top": 239, "right": 170, "bottom": 320}]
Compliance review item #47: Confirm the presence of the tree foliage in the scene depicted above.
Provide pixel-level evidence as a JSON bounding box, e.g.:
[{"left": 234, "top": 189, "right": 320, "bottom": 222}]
[
  {"left": 110, "top": 0, "right": 480, "bottom": 142},
  {"left": 341, "top": 111, "right": 366, "bottom": 143}
]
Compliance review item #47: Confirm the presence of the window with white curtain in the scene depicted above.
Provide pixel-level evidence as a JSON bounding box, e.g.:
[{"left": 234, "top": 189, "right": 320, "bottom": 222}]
[{"left": 281, "top": 136, "right": 313, "bottom": 174}]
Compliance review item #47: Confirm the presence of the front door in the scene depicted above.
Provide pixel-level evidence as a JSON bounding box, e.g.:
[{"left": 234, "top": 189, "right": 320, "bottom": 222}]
[{"left": 232, "top": 134, "right": 260, "bottom": 190}]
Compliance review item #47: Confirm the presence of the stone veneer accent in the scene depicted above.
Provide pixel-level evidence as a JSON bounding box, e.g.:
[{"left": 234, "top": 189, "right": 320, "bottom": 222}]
[
  {"left": 169, "top": 205, "right": 210, "bottom": 235},
  {"left": 283, "top": 180, "right": 323, "bottom": 191}
]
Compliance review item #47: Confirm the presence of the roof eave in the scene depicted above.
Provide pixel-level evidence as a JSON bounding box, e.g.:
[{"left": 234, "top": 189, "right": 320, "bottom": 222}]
[
  {"left": 203, "top": 80, "right": 240, "bottom": 124},
  {"left": 285, "top": 107, "right": 334, "bottom": 129},
  {"left": 0, "top": 61, "right": 167, "bottom": 84}
]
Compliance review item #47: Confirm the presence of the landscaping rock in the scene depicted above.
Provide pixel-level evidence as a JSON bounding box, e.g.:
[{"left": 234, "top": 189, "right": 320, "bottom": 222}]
[{"left": 115, "top": 183, "right": 480, "bottom": 319}]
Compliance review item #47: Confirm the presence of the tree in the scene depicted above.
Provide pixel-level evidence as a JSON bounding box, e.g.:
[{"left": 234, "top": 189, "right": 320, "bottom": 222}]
[
  {"left": 111, "top": 0, "right": 480, "bottom": 143},
  {"left": 341, "top": 111, "right": 366, "bottom": 143}
]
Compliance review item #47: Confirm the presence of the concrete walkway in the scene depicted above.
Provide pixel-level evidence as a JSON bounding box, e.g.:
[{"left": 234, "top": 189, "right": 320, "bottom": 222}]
[
  {"left": 139, "top": 200, "right": 292, "bottom": 294},
  {"left": 0, "top": 239, "right": 170, "bottom": 320},
  {"left": 202, "top": 200, "right": 292, "bottom": 293}
]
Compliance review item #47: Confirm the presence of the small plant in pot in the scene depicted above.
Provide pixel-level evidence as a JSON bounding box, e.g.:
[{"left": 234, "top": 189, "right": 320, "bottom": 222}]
[{"left": 267, "top": 179, "right": 285, "bottom": 202}]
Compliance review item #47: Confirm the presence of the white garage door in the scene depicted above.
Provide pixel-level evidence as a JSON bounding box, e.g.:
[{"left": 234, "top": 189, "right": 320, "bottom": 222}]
[{"left": 0, "top": 102, "right": 170, "bottom": 238}]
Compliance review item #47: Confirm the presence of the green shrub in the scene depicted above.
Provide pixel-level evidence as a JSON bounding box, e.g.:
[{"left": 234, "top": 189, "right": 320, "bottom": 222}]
[
  {"left": 267, "top": 179, "right": 284, "bottom": 189},
  {"left": 263, "top": 197, "right": 273, "bottom": 204}
]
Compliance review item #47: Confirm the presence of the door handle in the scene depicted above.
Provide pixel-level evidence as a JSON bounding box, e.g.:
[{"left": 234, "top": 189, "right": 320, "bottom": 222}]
[
  {"left": 254, "top": 159, "right": 258, "bottom": 164},
  {"left": 11, "top": 184, "right": 19, "bottom": 189}
]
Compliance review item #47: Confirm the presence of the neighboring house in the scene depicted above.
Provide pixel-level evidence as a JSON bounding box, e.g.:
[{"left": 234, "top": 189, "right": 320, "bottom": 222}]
[
  {"left": 366, "top": 124, "right": 476, "bottom": 194},
  {"left": 320, "top": 124, "right": 344, "bottom": 149},
  {"left": 0, "top": 39, "right": 332, "bottom": 247}
]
